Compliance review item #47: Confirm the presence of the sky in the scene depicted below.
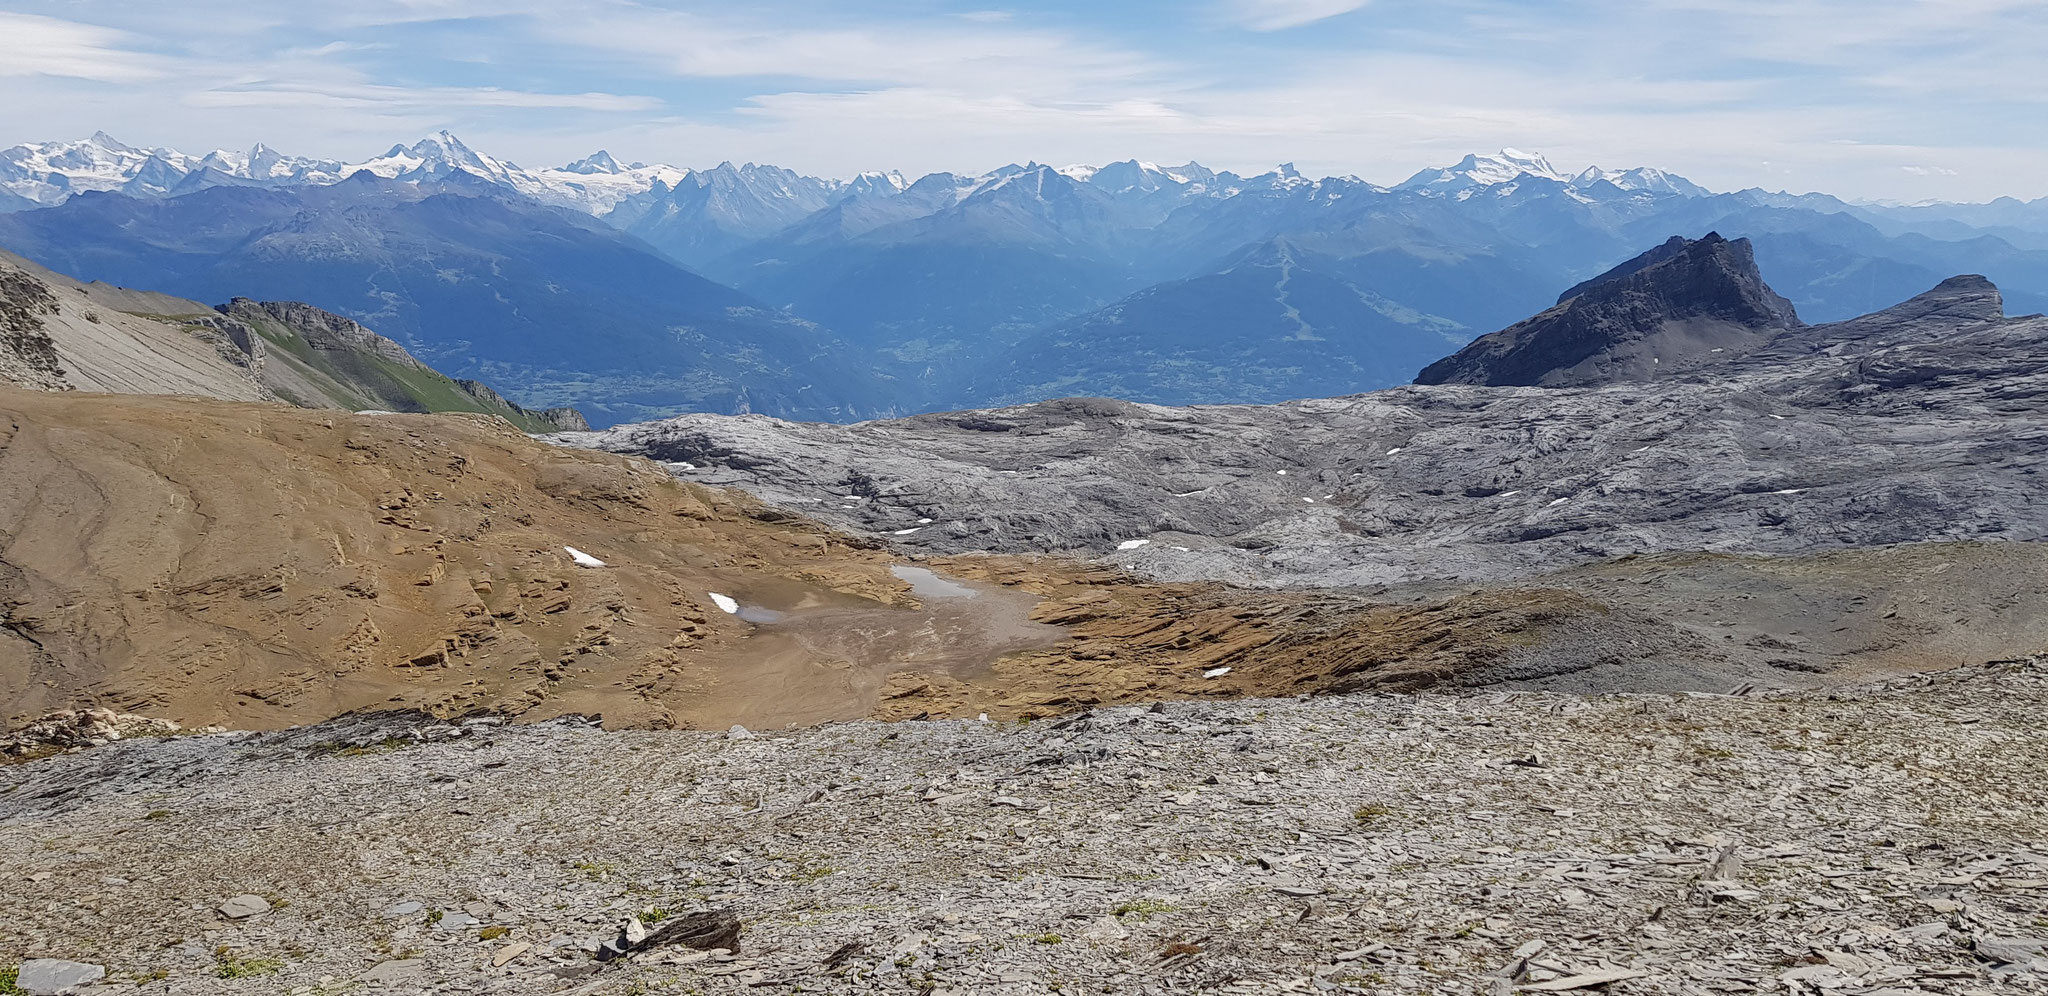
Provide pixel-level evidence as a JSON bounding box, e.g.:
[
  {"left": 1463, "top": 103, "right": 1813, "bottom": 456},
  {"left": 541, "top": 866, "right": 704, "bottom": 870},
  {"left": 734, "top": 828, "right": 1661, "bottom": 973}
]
[{"left": 1, "top": 0, "right": 2042, "bottom": 202}]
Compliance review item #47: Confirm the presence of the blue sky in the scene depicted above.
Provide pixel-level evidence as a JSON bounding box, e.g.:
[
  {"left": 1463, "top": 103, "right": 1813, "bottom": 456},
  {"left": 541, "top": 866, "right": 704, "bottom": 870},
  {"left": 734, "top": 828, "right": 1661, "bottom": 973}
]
[{"left": 1, "top": 0, "right": 2041, "bottom": 201}]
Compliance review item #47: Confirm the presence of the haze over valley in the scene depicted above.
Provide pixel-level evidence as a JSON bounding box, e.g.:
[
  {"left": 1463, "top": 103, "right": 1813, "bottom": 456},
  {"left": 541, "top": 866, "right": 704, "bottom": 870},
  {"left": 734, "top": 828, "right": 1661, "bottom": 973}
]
[{"left": 8, "top": 132, "right": 2048, "bottom": 425}]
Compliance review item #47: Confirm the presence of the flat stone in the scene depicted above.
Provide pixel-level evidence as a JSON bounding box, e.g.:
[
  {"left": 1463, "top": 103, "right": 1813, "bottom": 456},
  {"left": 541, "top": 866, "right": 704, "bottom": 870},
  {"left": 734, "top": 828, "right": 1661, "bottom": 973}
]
[
  {"left": 1522, "top": 968, "right": 1648, "bottom": 991},
  {"left": 1976, "top": 936, "right": 2048, "bottom": 964},
  {"left": 16, "top": 959, "right": 106, "bottom": 995},
  {"left": 218, "top": 893, "right": 271, "bottom": 919},
  {"left": 359, "top": 959, "right": 425, "bottom": 984}
]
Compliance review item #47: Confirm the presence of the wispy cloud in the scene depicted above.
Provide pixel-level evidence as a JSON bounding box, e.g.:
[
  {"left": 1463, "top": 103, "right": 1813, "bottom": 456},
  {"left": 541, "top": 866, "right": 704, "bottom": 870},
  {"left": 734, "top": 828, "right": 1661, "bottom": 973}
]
[
  {"left": 0, "top": 12, "right": 167, "bottom": 82},
  {"left": 1221, "top": 0, "right": 1372, "bottom": 31},
  {"left": 0, "top": 0, "right": 2039, "bottom": 201},
  {"left": 541, "top": 9, "right": 1163, "bottom": 95},
  {"left": 190, "top": 80, "right": 662, "bottom": 113}
]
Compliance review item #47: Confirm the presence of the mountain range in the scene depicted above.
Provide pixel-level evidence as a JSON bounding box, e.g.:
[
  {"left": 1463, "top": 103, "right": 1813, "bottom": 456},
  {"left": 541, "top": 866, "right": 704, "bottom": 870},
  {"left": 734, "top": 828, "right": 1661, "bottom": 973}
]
[{"left": 4, "top": 132, "right": 2047, "bottom": 424}]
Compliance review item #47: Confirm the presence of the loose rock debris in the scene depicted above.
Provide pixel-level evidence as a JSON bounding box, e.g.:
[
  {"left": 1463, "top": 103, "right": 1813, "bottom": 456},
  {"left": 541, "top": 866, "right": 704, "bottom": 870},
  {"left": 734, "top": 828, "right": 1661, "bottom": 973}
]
[{"left": 2, "top": 658, "right": 2044, "bottom": 994}]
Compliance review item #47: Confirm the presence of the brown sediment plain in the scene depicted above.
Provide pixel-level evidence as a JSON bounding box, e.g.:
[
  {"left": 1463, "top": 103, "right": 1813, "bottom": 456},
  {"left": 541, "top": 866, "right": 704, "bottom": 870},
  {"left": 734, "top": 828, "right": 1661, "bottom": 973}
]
[{"left": 4, "top": 387, "right": 2043, "bottom": 734}]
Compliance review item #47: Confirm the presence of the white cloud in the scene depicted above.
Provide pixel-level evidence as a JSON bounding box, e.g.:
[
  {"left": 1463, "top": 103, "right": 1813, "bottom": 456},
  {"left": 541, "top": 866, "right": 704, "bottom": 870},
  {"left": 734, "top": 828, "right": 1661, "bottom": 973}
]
[
  {"left": 1222, "top": 0, "right": 1372, "bottom": 31},
  {"left": 190, "top": 81, "right": 661, "bottom": 113},
  {"left": 541, "top": 10, "right": 1162, "bottom": 96},
  {"left": 0, "top": 12, "right": 167, "bottom": 82},
  {"left": 0, "top": 0, "right": 2040, "bottom": 201}
]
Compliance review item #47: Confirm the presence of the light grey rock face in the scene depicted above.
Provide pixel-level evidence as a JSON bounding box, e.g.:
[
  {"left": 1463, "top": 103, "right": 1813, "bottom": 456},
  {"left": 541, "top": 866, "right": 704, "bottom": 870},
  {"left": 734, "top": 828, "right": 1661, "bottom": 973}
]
[
  {"left": 558, "top": 280, "right": 2048, "bottom": 589},
  {"left": 15, "top": 959, "right": 105, "bottom": 995}
]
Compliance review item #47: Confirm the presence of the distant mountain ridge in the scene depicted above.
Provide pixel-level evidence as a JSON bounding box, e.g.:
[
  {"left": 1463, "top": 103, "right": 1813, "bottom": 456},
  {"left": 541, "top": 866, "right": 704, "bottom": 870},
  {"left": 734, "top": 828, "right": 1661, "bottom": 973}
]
[
  {"left": 0, "top": 174, "right": 897, "bottom": 427},
  {"left": 6, "top": 130, "right": 2048, "bottom": 421}
]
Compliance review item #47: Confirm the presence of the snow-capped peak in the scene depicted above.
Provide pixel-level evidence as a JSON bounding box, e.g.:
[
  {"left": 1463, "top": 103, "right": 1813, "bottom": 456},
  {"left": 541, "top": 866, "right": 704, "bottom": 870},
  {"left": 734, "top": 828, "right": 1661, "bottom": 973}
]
[
  {"left": 341, "top": 131, "right": 522, "bottom": 185},
  {"left": 841, "top": 170, "right": 909, "bottom": 198},
  {"left": 1570, "top": 165, "right": 1710, "bottom": 197},
  {"left": 86, "top": 130, "right": 141, "bottom": 154},
  {"left": 1397, "top": 149, "right": 1569, "bottom": 192},
  {"left": 561, "top": 150, "right": 624, "bottom": 175}
]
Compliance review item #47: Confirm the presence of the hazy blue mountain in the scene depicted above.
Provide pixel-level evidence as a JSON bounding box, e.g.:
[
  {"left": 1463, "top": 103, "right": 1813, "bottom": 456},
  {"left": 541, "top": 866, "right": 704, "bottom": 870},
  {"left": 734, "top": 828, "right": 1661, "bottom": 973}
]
[
  {"left": 714, "top": 166, "right": 1168, "bottom": 399},
  {"left": 611, "top": 162, "right": 847, "bottom": 269},
  {"left": 0, "top": 174, "right": 896, "bottom": 427},
  {"left": 978, "top": 238, "right": 1478, "bottom": 406},
  {"left": 7, "top": 132, "right": 2047, "bottom": 421}
]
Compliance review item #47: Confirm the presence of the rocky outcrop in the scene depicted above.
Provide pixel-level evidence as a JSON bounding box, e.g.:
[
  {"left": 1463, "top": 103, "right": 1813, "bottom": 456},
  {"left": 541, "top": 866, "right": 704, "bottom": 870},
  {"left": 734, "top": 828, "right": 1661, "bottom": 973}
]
[
  {"left": 0, "top": 266, "right": 67, "bottom": 390},
  {"left": 0, "top": 248, "right": 275, "bottom": 401},
  {"left": 212, "top": 298, "right": 591, "bottom": 432},
  {"left": 216, "top": 298, "right": 423, "bottom": 368},
  {"left": 1413, "top": 233, "right": 1801, "bottom": 387},
  {"left": 1733, "top": 273, "right": 2005, "bottom": 367},
  {"left": 453, "top": 377, "right": 591, "bottom": 431},
  {"left": 0, "top": 246, "right": 589, "bottom": 432},
  {"left": 562, "top": 273, "right": 2046, "bottom": 591},
  {"left": 0, "top": 708, "right": 185, "bottom": 758}
]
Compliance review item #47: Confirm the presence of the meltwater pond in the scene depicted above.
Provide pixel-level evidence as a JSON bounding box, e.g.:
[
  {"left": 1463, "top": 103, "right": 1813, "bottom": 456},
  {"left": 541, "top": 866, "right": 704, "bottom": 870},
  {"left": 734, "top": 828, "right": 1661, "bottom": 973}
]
[
  {"left": 670, "top": 564, "right": 1062, "bottom": 729},
  {"left": 889, "top": 564, "right": 977, "bottom": 599}
]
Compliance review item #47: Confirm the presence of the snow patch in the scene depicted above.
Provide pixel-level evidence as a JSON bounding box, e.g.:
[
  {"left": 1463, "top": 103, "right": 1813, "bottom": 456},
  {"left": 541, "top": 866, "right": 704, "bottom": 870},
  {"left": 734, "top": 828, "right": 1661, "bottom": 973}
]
[
  {"left": 708, "top": 592, "right": 740, "bottom": 614},
  {"left": 1116, "top": 539, "right": 1152, "bottom": 551},
  {"left": 564, "top": 546, "right": 606, "bottom": 568}
]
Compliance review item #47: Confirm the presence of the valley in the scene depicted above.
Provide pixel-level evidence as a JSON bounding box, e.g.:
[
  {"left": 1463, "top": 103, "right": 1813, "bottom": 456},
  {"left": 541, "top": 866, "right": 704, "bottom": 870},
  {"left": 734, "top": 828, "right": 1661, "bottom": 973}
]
[
  {"left": 2, "top": 130, "right": 2046, "bottom": 996},
  {"left": 8, "top": 134, "right": 2048, "bottom": 424}
]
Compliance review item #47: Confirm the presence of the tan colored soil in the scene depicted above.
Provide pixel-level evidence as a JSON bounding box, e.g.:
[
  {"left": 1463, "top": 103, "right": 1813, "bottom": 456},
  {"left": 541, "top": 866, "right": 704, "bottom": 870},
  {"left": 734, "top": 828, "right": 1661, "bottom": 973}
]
[{"left": 4, "top": 388, "right": 2040, "bottom": 734}]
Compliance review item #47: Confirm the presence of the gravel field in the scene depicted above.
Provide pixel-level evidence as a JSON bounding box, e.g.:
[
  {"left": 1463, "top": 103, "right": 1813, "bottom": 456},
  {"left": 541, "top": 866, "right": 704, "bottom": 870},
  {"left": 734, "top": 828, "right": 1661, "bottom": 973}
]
[{"left": 5, "top": 659, "right": 2045, "bottom": 995}]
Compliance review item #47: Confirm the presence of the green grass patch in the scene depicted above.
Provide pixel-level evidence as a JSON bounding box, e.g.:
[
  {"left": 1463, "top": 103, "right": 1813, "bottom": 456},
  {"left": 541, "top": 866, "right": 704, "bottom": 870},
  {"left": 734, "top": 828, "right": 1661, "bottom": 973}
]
[
  {"left": 1112, "top": 898, "right": 1177, "bottom": 921},
  {"left": 215, "top": 953, "right": 283, "bottom": 979}
]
